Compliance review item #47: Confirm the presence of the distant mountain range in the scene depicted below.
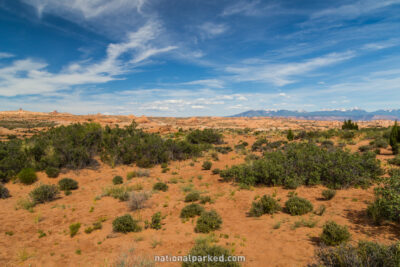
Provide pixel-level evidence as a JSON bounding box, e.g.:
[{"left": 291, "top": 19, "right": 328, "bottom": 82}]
[{"left": 230, "top": 109, "right": 400, "bottom": 121}]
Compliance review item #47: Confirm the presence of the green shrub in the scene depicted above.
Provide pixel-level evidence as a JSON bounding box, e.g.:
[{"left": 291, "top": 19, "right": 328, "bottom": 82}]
[
  {"left": 202, "top": 161, "right": 212, "bottom": 170},
  {"left": 215, "top": 146, "right": 233, "bottom": 154},
  {"left": 374, "top": 138, "right": 388, "bottom": 148},
  {"left": 45, "top": 167, "right": 60, "bottom": 178},
  {"left": 285, "top": 196, "right": 313, "bottom": 216},
  {"left": 112, "top": 175, "right": 123, "bottom": 185},
  {"left": 367, "top": 174, "right": 400, "bottom": 224},
  {"left": 58, "top": 178, "right": 78, "bottom": 191},
  {"left": 199, "top": 195, "right": 212, "bottom": 204},
  {"left": 112, "top": 214, "right": 142, "bottom": 233},
  {"left": 359, "top": 145, "right": 372, "bottom": 152},
  {"left": 287, "top": 129, "right": 294, "bottom": 141},
  {"left": 212, "top": 168, "right": 220, "bottom": 175},
  {"left": 69, "top": 223, "right": 81, "bottom": 237},
  {"left": 320, "top": 221, "right": 351, "bottom": 246},
  {"left": 313, "top": 241, "right": 400, "bottom": 267},
  {"left": 0, "top": 184, "right": 10, "bottom": 199},
  {"left": 182, "top": 238, "right": 240, "bottom": 267},
  {"left": 29, "top": 184, "right": 59, "bottom": 204},
  {"left": 195, "top": 210, "right": 222, "bottom": 233},
  {"left": 342, "top": 119, "right": 359, "bottom": 130},
  {"left": 150, "top": 212, "right": 162, "bottom": 230},
  {"left": 180, "top": 203, "right": 205, "bottom": 218},
  {"left": 186, "top": 129, "right": 223, "bottom": 144},
  {"left": 153, "top": 182, "right": 168, "bottom": 192},
  {"left": 249, "top": 195, "right": 281, "bottom": 217},
  {"left": 126, "top": 171, "right": 136, "bottom": 180},
  {"left": 18, "top": 168, "right": 37, "bottom": 185},
  {"left": 322, "top": 189, "right": 336, "bottom": 200},
  {"left": 388, "top": 155, "right": 400, "bottom": 166},
  {"left": 185, "top": 192, "right": 200, "bottom": 202},
  {"left": 220, "top": 142, "right": 382, "bottom": 189}
]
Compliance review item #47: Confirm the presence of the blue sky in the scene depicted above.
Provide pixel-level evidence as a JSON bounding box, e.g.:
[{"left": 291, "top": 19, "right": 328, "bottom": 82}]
[{"left": 0, "top": 0, "right": 400, "bottom": 116}]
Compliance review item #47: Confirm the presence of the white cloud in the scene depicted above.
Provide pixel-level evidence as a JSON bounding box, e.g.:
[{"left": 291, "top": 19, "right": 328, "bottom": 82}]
[
  {"left": 0, "top": 21, "right": 177, "bottom": 96},
  {"left": 198, "top": 22, "right": 228, "bottom": 39},
  {"left": 310, "top": 0, "right": 400, "bottom": 21},
  {"left": 0, "top": 52, "right": 14, "bottom": 59},
  {"left": 183, "top": 79, "right": 224, "bottom": 88},
  {"left": 25, "top": 0, "right": 147, "bottom": 18},
  {"left": 191, "top": 105, "right": 206, "bottom": 109},
  {"left": 221, "top": 0, "right": 261, "bottom": 16},
  {"left": 226, "top": 51, "right": 355, "bottom": 86}
]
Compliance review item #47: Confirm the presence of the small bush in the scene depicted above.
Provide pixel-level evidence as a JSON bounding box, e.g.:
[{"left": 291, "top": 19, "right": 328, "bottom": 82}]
[
  {"left": 212, "top": 168, "right": 220, "bottom": 175},
  {"left": 180, "top": 203, "right": 205, "bottom": 218},
  {"left": 126, "top": 171, "right": 136, "bottom": 180},
  {"left": 150, "top": 212, "right": 162, "bottom": 230},
  {"left": 249, "top": 195, "right": 281, "bottom": 217},
  {"left": 320, "top": 221, "right": 351, "bottom": 246},
  {"left": 313, "top": 241, "right": 400, "bottom": 267},
  {"left": 153, "top": 182, "right": 168, "bottom": 192},
  {"left": 18, "top": 168, "right": 37, "bottom": 185},
  {"left": 359, "top": 145, "right": 371, "bottom": 152},
  {"left": 322, "top": 189, "right": 336, "bottom": 200},
  {"left": 202, "top": 161, "right": 212, "bottom": 170},
  {"left": 58, "top": 178, "right": 78, "bottom": 191},
  {"left": 44, "top": 167, "right": 59, "bottom": 178},
  {"left": 112, "top": 214, "right": 142, "bottom": 233},
  {"left": 69, "top": 223, "right": 81, "bottom": 237},
  {"left": 182, "top": 238, "right": 240, "bottom": 267},
  {"left": 112, "top": 175, "right": 123, "bottom": 185},
  {"left": 285, "top": 196, "right": 313, "bottom": 216},
  {"left": 135, "top": 169, "right": 150, "bottom": 177},
  {"left": 186, "top": 129, "right": 223, "bottom": 145},
  {"left": 199, "top": 195, "right": 212, "bottom": 204},
  {"left": 29, "top": 184, "right": 59, "bottom": 204},
  {"left": 102, "top": 185, "right": 132, "bottom": 201},
  {"left": 195, "top": 210, "right": 222, "bottom": 233},
  {"left": 128, "top": 191, "right": 150, "bottom": 211},
  {"left": 0, "top": 184, "right": 10, "bottom": 199},
  {"left": 185, "top": 192, "right": 200, "bottom": 202}
]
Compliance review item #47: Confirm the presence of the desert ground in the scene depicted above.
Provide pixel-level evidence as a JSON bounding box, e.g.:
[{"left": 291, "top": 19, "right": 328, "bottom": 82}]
[{"left": 0, "top": 110, "right": 399, "bottom": 267}]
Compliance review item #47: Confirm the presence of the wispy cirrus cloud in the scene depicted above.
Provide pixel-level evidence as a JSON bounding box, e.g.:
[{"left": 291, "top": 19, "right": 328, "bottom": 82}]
[
  {"left": 182, "top": 79, "right": 225, "bottom": 88},
  {"left": 310, "top": 0, "right": 400, "bottom": 21},
  {"left": 225, "top": 51, "right": 355, "bottom": 86},
  {"left": 0, "top": 21, "right": 176, "bottom": 96}
]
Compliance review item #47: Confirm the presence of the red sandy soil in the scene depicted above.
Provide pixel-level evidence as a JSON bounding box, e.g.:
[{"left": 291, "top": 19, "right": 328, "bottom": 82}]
[{"left": 0, "top": 110, "right": 399, "bottom": 267}]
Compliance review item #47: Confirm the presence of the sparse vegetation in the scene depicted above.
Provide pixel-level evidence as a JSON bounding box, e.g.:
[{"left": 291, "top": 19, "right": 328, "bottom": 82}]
[
  {"left": 0, "top": 184, "right": 10, "bottom": 199},
  {"left": 182, "top": 238, "right": 240, "bottom": 267},
  {"left": 112, "top": 214, "right": 142, "bottom": 233},
  {"left": 153, "top": 182, "right": 168, "bottom": 192},
  {"left": 367, "top": 173, "right": 400, "bottom": 225},
  {"left": 45, "top": 166, "right": 60, "bottom": 178},
  {"left": 285, "top": 196, "right": 313, "bottom": 216},
  {"left": 112, "top": 175, "right": 123, "bottom": 185},
  {"left": 320, "top": 221, "right": 351, "bottom": 246},
  {"left": 69, "top": 223, "right": 81, "bottom": 237},
  {"left": 195, "top": 210, "right": 222, "bottom": 233},
  {"left": 186, "top": 129, "right": 223, "bottom": 145},
  {"left": 128, "top": 191, "right": 150, "bottom": 211},
  {"left": 248, "top": 195, "right": 281, "bottom": 217},
  {"left": 312, "top": 241, "right": 400, "bottom": 267},
  {"left": 149, "top": 212, "right": 162, "bottom": 230},
  {"left": 180, "top": 203, "right": 205, "bottom": 218},
  {"left": 18, "top": 168, "right": 37, "bottom": 185},
  {"left": 185, "top": 191, "right": 200, "bottom": 202},
  {"left": 322, "top": 189, "right": 336, "bottom": 200},
  {"left": 58, "top": 178, "right": 78, "bottom": 191},
  {"left": 29, "top": 184, "right": 59, "bottom": 204},
  {"left": 102, "top": 185, "right": 133, "bottom": 201},
  {"left": 202, "top": 161, "right": 212, "bottom": 170}
]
